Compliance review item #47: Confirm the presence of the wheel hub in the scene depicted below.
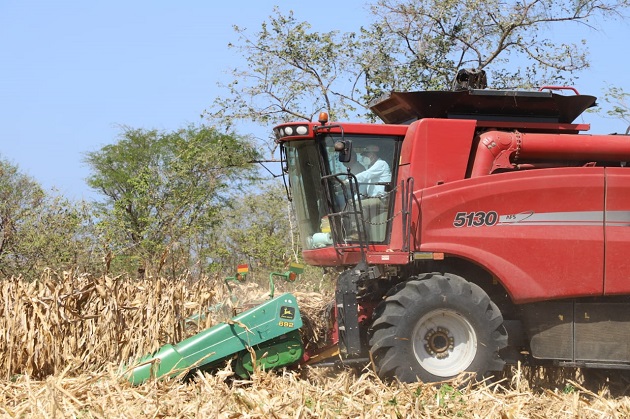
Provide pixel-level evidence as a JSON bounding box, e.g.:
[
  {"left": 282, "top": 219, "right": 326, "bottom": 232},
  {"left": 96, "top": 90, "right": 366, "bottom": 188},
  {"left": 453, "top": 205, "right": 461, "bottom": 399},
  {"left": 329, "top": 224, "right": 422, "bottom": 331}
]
[
  {"left": 412, "top": 308, "right": 478, "bottom": 377},
  {"left": 424, "top": 326, "right": 455, "bottom": 359}
]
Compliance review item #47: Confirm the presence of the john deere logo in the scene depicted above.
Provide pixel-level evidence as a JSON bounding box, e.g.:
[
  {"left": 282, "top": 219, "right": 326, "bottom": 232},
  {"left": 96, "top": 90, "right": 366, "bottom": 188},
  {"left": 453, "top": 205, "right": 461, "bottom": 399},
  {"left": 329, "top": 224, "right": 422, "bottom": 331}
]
[{"left": 280, "top": 306, "right": 295, "bottom": 320}]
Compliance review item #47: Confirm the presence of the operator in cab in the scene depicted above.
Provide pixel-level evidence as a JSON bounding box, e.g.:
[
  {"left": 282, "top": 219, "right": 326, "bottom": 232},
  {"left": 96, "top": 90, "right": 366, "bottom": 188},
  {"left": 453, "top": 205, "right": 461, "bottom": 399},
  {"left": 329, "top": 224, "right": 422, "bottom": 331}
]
[
  {"left": 342, "top": 145, "right": 392, "bottom": 242},
  {"left": 354, "top": 145, "right": 391, "bottom": 197},
  {"left": 343, "top": 151, "right": 366, "bottom": 174}
]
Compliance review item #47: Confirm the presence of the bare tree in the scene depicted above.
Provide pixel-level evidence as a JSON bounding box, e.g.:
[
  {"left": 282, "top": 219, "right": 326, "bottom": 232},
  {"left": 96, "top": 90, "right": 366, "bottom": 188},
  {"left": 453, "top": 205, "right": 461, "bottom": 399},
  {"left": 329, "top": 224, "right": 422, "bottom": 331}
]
[
  {"left": 366, "top": 0, "right": 629, "bottom": 93},
  {"left": 207, "top": 1, "right": 629, "bottom": 128}
]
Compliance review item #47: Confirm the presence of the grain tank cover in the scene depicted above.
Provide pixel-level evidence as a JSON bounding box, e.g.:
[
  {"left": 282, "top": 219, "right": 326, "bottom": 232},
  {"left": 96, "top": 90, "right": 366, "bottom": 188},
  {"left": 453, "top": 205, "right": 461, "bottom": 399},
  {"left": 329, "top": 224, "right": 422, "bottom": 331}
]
[{"left": 369, "top": 89, "right": 597, "bottom": 125}]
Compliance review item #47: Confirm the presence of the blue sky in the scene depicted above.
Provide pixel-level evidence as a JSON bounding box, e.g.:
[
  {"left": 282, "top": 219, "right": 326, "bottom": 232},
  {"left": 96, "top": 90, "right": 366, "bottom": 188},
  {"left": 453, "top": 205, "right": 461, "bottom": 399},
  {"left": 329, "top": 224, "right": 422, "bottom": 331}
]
[{"left": 0, "top": 1, "right": 628, "bottom": 200}]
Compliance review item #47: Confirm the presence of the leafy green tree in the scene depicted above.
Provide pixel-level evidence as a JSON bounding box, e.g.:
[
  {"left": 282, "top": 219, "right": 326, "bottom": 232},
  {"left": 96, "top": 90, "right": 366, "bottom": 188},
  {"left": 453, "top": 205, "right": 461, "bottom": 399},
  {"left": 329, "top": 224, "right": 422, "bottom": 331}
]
[
  {"left": 85, "top": 125, "right": 261, "bottom": 278},
  {"left": 0, "top": 158, "right": 95, "bottom": 278},
  {"left": 212, "top": 182, "right": 299, "bottom": 271},
  {"left": 0, "top": 158, "right": 44, "bottom": 271},
  {"left": 207, "top": 1, "right": 629, "bottom": 127},
  {"left": 15, "top": 195, "right": 97, "bottom": 276}
]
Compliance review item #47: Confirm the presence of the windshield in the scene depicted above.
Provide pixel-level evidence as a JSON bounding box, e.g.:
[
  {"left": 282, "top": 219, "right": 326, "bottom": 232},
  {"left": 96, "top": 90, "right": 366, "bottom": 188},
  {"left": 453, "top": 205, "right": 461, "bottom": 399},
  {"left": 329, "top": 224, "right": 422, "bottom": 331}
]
[
  {"left": 284, "top": 140, "right": 331, "bottom": 250},
  {"left": 284, "top": 134, "right": 399, "bottom": 250}
]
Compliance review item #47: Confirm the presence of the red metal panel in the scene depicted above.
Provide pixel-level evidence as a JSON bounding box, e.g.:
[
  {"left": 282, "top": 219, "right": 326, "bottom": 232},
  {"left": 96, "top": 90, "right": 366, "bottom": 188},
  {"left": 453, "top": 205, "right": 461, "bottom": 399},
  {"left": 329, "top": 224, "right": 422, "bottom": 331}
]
[
  {"left": 399, "top": 119, "right": 477, "bottom": 187},
  {"left": 390, "top": 119, "right": 477, "bottom": 252},
  {"left": 604, "top": 168, "right": 630, "bottom": 294},
  {"left": 366, "top": 251, "right": 410, "bottom": 265},
  {"left": 302, "top": 245, "right": 399, "bottom": 267},
  {"left": 302, "top": 247, "right": 359, "bottom": 266},
  {"left": 419, "top": 167, "right": 605, "bottom": 303}
]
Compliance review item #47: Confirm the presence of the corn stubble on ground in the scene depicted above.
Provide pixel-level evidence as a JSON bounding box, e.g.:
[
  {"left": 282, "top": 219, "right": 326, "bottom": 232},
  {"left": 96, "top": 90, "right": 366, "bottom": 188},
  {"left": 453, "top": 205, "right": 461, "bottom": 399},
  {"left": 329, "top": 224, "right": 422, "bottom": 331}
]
[{"left": 0, "top": 273, "right": 629, "bottom": 418}]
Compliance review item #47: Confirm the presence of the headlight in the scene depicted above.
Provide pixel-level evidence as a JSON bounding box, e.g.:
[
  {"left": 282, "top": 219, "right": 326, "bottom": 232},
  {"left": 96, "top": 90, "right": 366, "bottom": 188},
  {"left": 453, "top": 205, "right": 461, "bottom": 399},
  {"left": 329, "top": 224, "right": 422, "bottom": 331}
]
[{"left": 274, "top": 124, "right": 310, "bottom": 139}]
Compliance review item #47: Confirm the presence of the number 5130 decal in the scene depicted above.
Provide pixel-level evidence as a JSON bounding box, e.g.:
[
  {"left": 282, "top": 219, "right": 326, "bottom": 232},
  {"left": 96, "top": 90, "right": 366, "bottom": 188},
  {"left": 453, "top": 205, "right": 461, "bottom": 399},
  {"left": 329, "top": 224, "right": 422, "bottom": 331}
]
[{"left": 453, "top": 211, "right": 498, "bottom": 228}]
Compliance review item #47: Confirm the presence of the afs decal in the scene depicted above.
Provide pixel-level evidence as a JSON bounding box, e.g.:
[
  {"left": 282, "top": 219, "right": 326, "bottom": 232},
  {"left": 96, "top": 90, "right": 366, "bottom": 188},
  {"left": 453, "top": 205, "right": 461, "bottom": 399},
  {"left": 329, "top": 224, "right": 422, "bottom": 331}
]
[{"left": 453, "top": 210, "right": 630, "bottom": 228}]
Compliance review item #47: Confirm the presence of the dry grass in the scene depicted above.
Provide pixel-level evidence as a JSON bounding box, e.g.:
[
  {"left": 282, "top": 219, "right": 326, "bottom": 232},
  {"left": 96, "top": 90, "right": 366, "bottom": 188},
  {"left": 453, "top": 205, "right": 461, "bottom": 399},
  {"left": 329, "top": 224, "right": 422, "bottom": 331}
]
[
  {"left": 0, "top": 272, "right": 629, "bottom": 418},
  {"left": 2, "top": 365, "right": 630, "bottom": 418}
]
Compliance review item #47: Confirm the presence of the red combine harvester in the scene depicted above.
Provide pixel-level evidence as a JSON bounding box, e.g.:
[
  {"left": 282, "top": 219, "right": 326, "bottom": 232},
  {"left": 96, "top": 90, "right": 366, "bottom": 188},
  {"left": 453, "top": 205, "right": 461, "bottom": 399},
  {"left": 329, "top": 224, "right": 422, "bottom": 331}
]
[
  {"left": 274, "top": 71, "right": 630, "bottom": 383},
  {"left": 126, "top": 71, "right": 630, "bottom": 386}
]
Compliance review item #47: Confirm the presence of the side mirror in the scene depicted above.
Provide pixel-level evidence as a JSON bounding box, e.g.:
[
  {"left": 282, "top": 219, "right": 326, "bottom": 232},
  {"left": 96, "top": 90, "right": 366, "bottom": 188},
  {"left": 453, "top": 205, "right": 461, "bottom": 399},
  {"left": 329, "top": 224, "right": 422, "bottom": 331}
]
[{"left": 334, "top": 140, "right": 352, "bottom": 163}]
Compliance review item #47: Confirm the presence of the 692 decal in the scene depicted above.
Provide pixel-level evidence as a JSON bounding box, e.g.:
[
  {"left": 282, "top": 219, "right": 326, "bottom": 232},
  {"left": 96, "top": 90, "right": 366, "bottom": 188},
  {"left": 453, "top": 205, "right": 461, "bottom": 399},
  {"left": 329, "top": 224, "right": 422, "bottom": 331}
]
[{"left": 453, "top": 211, "right": 498, "bottom": 228}]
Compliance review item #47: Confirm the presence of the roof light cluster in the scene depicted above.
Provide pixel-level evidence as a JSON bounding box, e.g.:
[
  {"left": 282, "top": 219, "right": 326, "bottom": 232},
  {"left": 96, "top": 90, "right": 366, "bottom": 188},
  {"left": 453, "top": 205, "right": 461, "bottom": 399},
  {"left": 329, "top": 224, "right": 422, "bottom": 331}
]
[{"left": 274, "top": 124, "right": 310, "bottom": 140}]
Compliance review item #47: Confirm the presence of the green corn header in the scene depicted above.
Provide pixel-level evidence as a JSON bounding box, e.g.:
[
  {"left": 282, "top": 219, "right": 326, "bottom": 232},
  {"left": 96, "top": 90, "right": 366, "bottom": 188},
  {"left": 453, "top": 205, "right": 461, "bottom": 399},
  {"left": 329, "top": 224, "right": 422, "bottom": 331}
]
[{"left": 125, "top": 264, "right": 306, "bottom": 385}]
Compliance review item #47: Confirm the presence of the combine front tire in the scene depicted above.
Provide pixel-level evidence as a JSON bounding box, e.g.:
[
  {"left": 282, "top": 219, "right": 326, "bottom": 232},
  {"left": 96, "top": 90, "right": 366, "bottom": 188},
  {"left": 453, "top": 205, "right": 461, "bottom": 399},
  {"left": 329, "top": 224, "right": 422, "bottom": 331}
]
[{"left": 369, "top": 273, "right": 507, "bottom": 383}]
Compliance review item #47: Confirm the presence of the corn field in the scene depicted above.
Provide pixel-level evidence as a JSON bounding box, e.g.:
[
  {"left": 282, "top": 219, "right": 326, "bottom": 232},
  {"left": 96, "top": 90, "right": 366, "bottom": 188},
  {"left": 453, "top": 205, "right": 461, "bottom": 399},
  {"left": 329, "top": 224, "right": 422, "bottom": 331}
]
[{"left": 0, "top": 272, "right": 629, "bottom": 418}]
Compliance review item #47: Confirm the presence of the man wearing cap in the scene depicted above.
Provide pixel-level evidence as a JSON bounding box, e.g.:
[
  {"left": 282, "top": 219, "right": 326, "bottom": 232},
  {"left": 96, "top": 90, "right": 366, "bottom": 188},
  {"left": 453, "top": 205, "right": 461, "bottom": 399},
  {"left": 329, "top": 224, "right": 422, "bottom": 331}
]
[{"left": 354, "top": 145, "right": 391, "bottom": 197}]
